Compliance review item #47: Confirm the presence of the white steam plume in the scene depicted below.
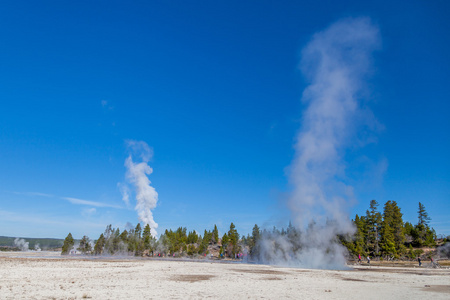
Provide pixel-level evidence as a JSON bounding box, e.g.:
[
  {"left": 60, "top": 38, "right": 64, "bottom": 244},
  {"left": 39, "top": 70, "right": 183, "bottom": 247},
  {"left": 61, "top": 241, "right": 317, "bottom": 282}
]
[
  {"left": 14, "top": 238, "right": 29, "bottom": 251},
  {"left": 292, "top": 17, "right": 380, "bottom": 266},
  {"left": 290, "top": 17, "right": 380, "bottom": 225},
  {"left": 118, "top": 182, "right": 130, "bottom": 205},
  {"left": 258, "top": 17, "right": 381, "bottom": 269},
  {"left": 122, "top": 140, "right": 159, "bottom": 236}
]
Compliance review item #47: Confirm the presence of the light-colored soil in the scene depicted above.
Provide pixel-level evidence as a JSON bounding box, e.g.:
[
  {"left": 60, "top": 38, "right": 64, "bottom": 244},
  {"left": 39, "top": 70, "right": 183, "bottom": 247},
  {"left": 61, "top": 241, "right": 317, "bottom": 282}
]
[{"left": 0, "top": 252, "right": 449, "bottom": 299}]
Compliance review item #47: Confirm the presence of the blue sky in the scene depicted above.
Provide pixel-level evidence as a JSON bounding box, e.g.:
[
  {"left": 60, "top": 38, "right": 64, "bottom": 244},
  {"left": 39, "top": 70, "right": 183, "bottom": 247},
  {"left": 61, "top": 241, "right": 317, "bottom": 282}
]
[{"left": 0, "top": 1, "right": 449, "bottom": 239}]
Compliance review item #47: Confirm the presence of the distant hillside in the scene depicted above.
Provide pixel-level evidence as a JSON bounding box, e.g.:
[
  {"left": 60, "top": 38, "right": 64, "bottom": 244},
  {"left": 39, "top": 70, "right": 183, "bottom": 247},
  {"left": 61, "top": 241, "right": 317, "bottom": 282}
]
[{"left": 0, "top": 236, "right": 64, "bottom": 250}]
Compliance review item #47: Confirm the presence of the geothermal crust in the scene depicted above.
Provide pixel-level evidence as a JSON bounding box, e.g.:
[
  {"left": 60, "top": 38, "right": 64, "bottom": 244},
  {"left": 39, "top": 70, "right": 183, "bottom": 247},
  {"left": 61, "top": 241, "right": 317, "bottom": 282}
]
[{"left": 0, "top": 251, "right": 449, "bottom": 299}]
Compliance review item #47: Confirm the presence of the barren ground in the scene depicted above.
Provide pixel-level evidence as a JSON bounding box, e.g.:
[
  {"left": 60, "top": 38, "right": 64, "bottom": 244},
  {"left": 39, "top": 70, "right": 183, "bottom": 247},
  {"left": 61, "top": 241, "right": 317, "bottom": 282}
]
[{"left": 0, "top": 251, "right": 449, "bottom": 299}]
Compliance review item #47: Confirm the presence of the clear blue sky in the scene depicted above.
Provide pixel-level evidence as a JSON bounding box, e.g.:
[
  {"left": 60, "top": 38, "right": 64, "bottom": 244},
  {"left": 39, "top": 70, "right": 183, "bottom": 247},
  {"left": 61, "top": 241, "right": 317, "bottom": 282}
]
[{"left": 1, "top": 0, "right": 449, "bottom": 239}]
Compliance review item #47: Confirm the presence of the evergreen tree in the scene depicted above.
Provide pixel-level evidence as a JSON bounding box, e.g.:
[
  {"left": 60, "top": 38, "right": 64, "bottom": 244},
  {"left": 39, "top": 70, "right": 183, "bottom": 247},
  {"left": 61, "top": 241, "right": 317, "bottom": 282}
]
[
  {"left": 110, "top": 228, "right": 121, "bottom": 254},
  {"left": 414, "top": 202, "right": 435, "bottom": 247},
  {"left": 404, "top": 221, "right": 415, "bottom": 245},
  {"left": 61, "top": 233, "right": 74, "bottom": 255},
  {"left": 417, "top": 202, "right": 431, "bottom": 226},
  {"left": 94, "top": 233, "right": 105, "bottom": 255},
  {"left": 198, "top": 230, "right": 211, "bottom": 254},
  {"left": 187, "top": 230, "right": 199, "bottom": 244},
  {"left": 242, "top": 234, "right": 250, "bottom": 246},
  {"left": 104, "top": 224, "right": 113, "bottom": 239},
  {"left": 407, "top": 244, "right": 415, "bottom": 259},
  {"left": 366, "top": 200, "right": 382, "bottom": 256},
  {"left": 390, "top": 201, "right": 406, "bottom": 254},
  {"left": 221, "top": 233, "right": 229, "bottom": 256},
  {"left": 78, "top": 235, "right": 92, "bottom": 254},
  {"left": 143, "top": 224, "right": 152, "bottom": 251},
  {"left": 175, "top": 227, "right": 187, "bottom": 253},
  {"left": 353, "top": 215, "right": 367, "bottom": 255},
  {"left": 120, "top": 230, "right": 128, "bottom": 243},
  {"left": 187, "top": 244, "right": 196, "bottom": 256},
  {"left": 250, "top": 224, "right": 260, "bottom": 257},
  {"left": 134, "top": 238, "right": 144, "bottom": 256},
  {"left": 380, "top": 201, "right": 397, "bottom": 257},
  {"left": 228, "top": 223, "right": 240, "bottom": 257},
  {"left": 380, "top": 223, "right": 396, "bottom": 257},
  {"left": 286, "top": 222, "right": 302, "bottom": 254},
  {"left": 135, "top": 223, "right": 142, "bottom": 240},
  {"left": 213, "top": 225, "right": 219, "bottom": 244}
]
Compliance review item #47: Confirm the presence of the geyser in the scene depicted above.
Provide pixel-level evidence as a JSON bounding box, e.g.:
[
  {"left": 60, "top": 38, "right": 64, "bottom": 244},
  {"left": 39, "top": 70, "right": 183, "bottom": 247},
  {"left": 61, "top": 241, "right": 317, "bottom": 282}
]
[
  {"left": 258, "top": 17, "right": 381, "bottom": 269},
  {"left": 120, "top": 140, "right": 159, "bottom": 236},
  {"left": 14, "top": 238, "right": 29, "bottom": 251}
]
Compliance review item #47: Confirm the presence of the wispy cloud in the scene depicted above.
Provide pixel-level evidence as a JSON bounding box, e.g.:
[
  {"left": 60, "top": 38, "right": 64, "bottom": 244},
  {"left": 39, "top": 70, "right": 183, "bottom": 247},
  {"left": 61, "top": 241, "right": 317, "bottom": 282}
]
[
  {"left": 62, "top": 197, "right": 122, "bottom": 209},
  {"left": 12, "top": 191, "right": 123, "bottom": 209},
  {"left": 82, "top": 207, "right": 97, "bottom": 217},
  {"left": 12, "top": 191, "right": 54, "bottom": 197}
]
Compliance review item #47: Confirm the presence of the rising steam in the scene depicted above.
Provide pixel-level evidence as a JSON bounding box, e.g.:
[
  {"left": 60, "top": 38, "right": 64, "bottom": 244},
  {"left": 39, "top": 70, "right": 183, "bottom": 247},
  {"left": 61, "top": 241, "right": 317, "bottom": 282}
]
[
  {"left": 258, "top": 17, "right": 381, "bottom": 269},
  {"left": 121, "top": 140, "right": 159, "bottom": 236},
  {"left": 14, "top": 238, "right": 29, "bottom": 251}
]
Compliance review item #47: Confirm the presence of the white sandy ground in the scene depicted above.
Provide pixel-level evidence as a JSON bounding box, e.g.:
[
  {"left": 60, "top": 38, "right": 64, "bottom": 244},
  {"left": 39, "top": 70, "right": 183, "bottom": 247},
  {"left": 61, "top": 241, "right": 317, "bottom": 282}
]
[{"left": 0, "top": 252, "right": 449, "bottom": 299}]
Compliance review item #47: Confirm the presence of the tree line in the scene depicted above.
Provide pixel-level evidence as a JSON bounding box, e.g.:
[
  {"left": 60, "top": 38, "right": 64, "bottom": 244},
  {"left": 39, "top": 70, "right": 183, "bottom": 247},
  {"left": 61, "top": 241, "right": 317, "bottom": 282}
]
[
  {"left": 62, "top": 201, "right": 443, "bottom": 260},
  {"left": 62, "top": 222, "right": 242, "bottom": 258},
  {"left": 342, "top": 200, "right": 437, "bottom": 259}
]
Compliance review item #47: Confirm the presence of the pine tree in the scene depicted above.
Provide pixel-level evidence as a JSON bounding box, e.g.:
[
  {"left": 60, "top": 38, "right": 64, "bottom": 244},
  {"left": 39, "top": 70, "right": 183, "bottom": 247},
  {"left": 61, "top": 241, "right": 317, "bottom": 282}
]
[
  {"left": 222, "top": 233, "right": 229, "bottom": 245},
  {"left": 61, "top": 233, "right": 74, "bottom": 255},
  {"left": 78, "top": 235, "right": 92, "bottom": 254},
  {"left": 187, "top": 230, "right": 199, "bottom": 244},
  {"left": 135, "top": 238, "right": 144, "bottom": 256},
  {"left": 366, "top": 200, "right": 382, "bottom": 256},
  {"left": 250, "top": 224, "right": 261, "bottom": 258},
  {"left": 143, "top": 224, "right": 152, "bottom": 252},
  {"left": 213, "top": 225, "right": 219, "bottom": 244},
  {"left": 187, "top": 244, "right": 196, "bottom": 256},
  {"left": 135, "top": 223, "right": 142, "bottom": 239},
  {"left": 390, "top": 201, "right": 406, "bottom": 254},
  {"left": 111, "top": 228, "right": 121, "bottom": 254},
  {"left": 198, "top": 230, "right": 211, "bottom": 254},
  {"left": 353, "top": 215, "right": 367, "bottom": 255},
  {"left": 120, "top": 230, "right": 128, "bottom": 243},
  {"left": 380, "top": 223, "right": 396, "bottom": 257},
  {"left": 93, "top": 233, "right": 105, "bottom": 255},
  {"left": 414, "top": 202, "right": 435, "bottom": 247},
  {"left": 286, "top": 221, "right": 301, "bottom": 254},
  {"left": 407, "top": 244, "right": 415, "bottom": 258},
  {"left": 417, "top": 202, "right": 431, "bottom": 226},
  {"left": 228, "top": 223, "right": 240, "bottom": 257},
  {"left": 104, "top": 224, "right": 113, "bottom": 239},
  {"left": 380, "top": 201, "right": 396, "bottom": 257},
  {"left": 404, "top": 221, "right": 415, "bottom": 245},
  {"left": 221, "top": 233, "right": 229, "bottom": 256}
]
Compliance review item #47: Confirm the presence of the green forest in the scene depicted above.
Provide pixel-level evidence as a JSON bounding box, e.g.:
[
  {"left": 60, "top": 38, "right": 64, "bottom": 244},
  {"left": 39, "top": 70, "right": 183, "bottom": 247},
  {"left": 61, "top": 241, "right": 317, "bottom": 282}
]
[
  {"left": 61, "top": 201, "right": 448, "bottom": 260},
  {"left": 341, "top": 200, "right": 440, "bottom": 259},
  {"left": 0, "top": 236, "right": 63, "bottom": 251}
]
